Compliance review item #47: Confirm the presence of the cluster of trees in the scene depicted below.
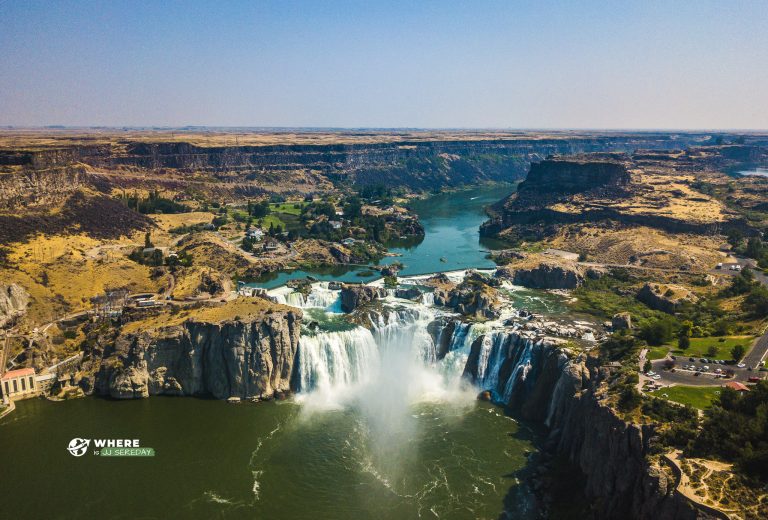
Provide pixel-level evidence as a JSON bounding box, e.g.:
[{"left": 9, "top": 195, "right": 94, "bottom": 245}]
[
  {"left": 246, "top": 200, "right": 271, "bottom": 218},
  {"left": 119, "top": 190, "right": 188, "bottom": 214},
  {"left": 728, "top": 231, "right": 768, "bottom": 269},
  {"left": 692, "top": 381, "right": 768, "bottom": 481},
  {"left": 721, "top": 268, "right": 768, "bottom": 318}
]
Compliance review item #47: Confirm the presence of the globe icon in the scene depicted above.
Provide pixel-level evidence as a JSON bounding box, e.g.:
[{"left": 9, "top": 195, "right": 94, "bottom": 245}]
[{"left": 67, "top": 438, "right": 90, "bottom": 457}]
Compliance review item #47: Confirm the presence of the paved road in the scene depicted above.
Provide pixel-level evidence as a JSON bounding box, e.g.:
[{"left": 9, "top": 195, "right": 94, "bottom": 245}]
[{"left": 650, "top": 358, "right": 764, "bottom": 386}]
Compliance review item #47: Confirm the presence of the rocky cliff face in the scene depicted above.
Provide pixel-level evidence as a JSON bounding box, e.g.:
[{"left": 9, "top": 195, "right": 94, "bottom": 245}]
[
  {"left": 0, "top": 165, "right": 89, "bottom": 209},
  {"left": 461, "top": 329, "right": 705, "bottom": 519},
  {"left": 1, "top": 134, "right": 702, "bottom": 198},
  {"left": 0, "top": 283, "right": 29, "bottom": 328},
  {"left": 516, "top": 154, "right": 631, "bottom": 197},
  {"left": 94, "top": 308, "right": 302, "bottom": 400}
]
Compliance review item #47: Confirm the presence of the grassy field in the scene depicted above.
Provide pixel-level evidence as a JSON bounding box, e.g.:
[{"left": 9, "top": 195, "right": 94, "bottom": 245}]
[
  {"left": 650, "top": 385, "right": 722, "bottom": 409},
  {"left": 675, "top": 336, "right": 754, "bottom": 360},
  {"left": 647, "top": 336, "right": 755, "bottom": 361},
  {"left": 269, "top": 201, "right": 307, "bottom": 215}
]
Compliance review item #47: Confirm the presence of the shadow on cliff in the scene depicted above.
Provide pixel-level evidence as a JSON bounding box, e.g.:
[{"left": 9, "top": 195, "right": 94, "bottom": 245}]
[{"left": 497, "top": 410, "right": 591, "bottom": 520}]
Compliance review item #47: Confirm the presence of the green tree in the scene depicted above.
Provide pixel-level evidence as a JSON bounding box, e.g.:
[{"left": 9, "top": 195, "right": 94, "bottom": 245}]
[
  {"left": 706, "top": 345, "right": 718, "bottom": 358},
  {"left": 144, "top": 232, "right": 153, "bottom": 248},
  {"left": 639, "top": 317, "right": 675, "bottom": 346},
  {"left": 731, "top": 344, "right": 746, "bottom": 361}
]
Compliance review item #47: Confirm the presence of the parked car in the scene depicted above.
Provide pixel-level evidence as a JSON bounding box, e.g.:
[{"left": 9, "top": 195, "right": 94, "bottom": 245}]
[
  {"left": 748, "top": 376, "right": 762, "bottom": 382},
  {"left": 689, "top": 357, "right": 695, "bottom": 362},
  {"left": 716, "top": 263, "right": 723, "bottom": 269},
  {"left": 652, "top": 375, "right": 661, "bottom": 380},
  {"left": 737, "top": 363, "right": 746, "bottom": 368}
]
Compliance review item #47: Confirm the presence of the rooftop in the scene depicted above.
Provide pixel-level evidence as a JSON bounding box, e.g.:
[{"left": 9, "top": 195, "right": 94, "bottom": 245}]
[{"left": 2, "top": 367, "right": 35, "bottom": 380}]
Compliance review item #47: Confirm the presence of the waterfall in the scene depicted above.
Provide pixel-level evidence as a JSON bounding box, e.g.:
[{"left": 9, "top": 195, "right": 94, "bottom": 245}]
[
  {"left": 270, "top": 283, "right": 342, "bottom": 311},
  {"left": 296, "top": 328, "right": 379, "bottom": 405}
]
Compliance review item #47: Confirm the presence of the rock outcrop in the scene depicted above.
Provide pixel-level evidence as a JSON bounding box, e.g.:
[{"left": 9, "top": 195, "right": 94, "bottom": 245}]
[
  {"left": 460, "top": 327, "right": 705, "bottom": 519},
  {"left": 612, "top": 312, "right": 633, "bottom": 330},
  {"left": 340, "top": 284, "right": 386, "bottom": 313},
  {"left": 94, "top": 305, "right": 302, "bottom": 400},
  {"left": 0, "top": 284, "right": 30, "bottom": 328},
  {"left": 507, "top": 261, "right": 585, "bottom": 289},
  {"left": 637, "top": 283, "right": 698, "bottom": 314}
]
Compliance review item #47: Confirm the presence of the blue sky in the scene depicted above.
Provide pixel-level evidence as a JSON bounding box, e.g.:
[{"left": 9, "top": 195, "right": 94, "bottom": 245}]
[{"left": 1, "top": 0, "right": 766, "bottom": 129}]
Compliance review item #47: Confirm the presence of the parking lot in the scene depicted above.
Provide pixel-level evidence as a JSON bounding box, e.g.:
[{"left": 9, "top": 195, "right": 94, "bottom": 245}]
[{"left": 649, "top": 355, "right": 766, "bottom": 387}]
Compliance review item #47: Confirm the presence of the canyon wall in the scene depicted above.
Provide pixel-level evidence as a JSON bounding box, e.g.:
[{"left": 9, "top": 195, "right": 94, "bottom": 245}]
[
  {"left": 0, "top": 134, "right": 702, "bottom": 194},
  {"left": 93, "top": 309, "right": 302, "bottom": 400},
  {"left": 463, "top": 330, "right": 706, "bottom": 520}
]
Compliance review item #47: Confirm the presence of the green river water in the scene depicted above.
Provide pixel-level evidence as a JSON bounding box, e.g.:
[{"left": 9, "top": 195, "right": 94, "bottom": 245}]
[{"left": 0, "top": 185, "right": 546, "bottom": 519}]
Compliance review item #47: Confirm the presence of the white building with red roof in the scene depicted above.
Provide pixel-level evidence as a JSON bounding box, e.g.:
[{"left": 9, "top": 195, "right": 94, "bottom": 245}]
[{"left": 1, "top": 367, "right": 37, "bottom": 400}]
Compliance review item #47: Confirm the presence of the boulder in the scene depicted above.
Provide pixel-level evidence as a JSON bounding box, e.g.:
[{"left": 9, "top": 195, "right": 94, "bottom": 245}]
[
  {"left": 395, "top": 287, "right": 423, "bottom": 301},
  {"left": 340, "top": 284, "right": 386, "bottom": 313},
  {"left": 611, "top": 312, "right": 632, "bottom": 330}
]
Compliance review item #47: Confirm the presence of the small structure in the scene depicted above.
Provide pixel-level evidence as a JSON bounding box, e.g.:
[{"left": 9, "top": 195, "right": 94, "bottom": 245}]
[
  {"left": 341, "top": 238, "right": 357, "bottom": 246},
  {"left": 724, "top": 381, "right": 750, "bottom": 392},
  {"left": 263, "top": 240, "right": 279, "bottom": 251},
  {"left": 1, "top": 368, "right": 37, "bottom": 400},
  {"left": 329, "top": 220, "right": 342, "bottom": 230},
  {"left": 247, "top": 228, "right": 265, "bottom": 241}
]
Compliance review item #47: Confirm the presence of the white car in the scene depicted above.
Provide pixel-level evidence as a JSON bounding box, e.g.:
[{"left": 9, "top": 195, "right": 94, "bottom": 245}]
[
  {"left": 703, "top": 365, "right": 710, "bottom": 371},
  {"left": 715, "top": 368, "right": 722, "bottom": 374},
  {"left": 737, "top": 363, "right": 746, "bottom": 368},
  {"left": 652, "top": 374, "right": 662, "bottom": 380}
]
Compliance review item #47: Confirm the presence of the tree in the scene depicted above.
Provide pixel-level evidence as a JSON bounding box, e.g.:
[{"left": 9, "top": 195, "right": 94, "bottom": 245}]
[
  {"left": 643, "top": 360, "right": 652, "bottom": 373},
  {"left": 745, "top": 285, "right": 768, "bottom": 317},
  {"left": 731, "top": 344, "right": 746, "bottom": 362},
  {"left": 639, "top": 317, "right": 675, "bottom": 346},
  {"left": 144, "top": 232, "right": 153, "bottom": 249},
  {"left": 746, "top": 237, "right": 764, "bottom": 260},
  {"left": 706, "top": 345, "right": 718, "bottom": 358},
  {"left": 678, "top": 320, "right": 692, "bottom": 350}
]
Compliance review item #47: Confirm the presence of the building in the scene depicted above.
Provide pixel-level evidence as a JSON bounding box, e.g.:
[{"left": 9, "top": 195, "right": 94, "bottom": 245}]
[
  {"left": 329, "top": 220, "right": 342, "bottom": 230},
  {"left": 341, "top": 238, "right": 357, "bottom": 246},
  {"left": 724, "top": 381, "right": 750, "bottom": 392},
  {"left": 1, "top": 368, "right": 37, "bottom": 400},
  {"left": 247, "top": 228, "right": 265, "bottom": 241}
]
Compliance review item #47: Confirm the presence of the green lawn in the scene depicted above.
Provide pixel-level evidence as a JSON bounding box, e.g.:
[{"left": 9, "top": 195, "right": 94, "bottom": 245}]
[
  {"left": 269, "top": 201, "right": 307, "bottom": 216},
  {"left": 670, "top": 336, "right": 754, "bottom": 360},
  {"left": 650, "top": 385, "right": 722, "bottom": 410},
  {"left": 252, "top": 215, "right": 286, "bottom": 230},
  {"left": 647, "top": 345, "right": 671, "bottom": 361}
]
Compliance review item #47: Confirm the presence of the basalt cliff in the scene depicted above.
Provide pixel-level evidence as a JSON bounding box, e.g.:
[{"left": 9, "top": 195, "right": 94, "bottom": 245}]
[
  {"left": 85, "top": 299, "right": 302, "bottom": 400},
  {"left": 460, "top": 330, "right": 705, "bottom": 520},
  {"left": 0, "top": 132, "right": 713, "bottom": 200}
]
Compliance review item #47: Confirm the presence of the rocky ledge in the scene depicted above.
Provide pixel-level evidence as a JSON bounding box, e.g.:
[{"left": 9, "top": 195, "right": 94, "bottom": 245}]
[{"left": 88, "top": 299, "right": 302, "bottom": 400}]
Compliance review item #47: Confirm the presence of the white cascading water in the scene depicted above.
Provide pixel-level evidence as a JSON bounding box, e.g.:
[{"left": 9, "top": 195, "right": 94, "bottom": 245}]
[{"left": 284, "top": 278, "right": 544, "bottom": 487}]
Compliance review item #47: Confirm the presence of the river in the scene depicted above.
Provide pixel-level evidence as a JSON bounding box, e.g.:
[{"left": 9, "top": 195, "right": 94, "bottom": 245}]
[
  {"left": 251, "top": 183, "right": 514, "bottom": 288},
  {"left": 0, "top": 185, "right": 547, "bottom": 520}
]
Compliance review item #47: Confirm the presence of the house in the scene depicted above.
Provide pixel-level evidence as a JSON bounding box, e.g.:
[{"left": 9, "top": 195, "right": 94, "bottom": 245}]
[
  {"left": 1, "top": 368, "right": 37, "bottom": 400},
  {"left": 263, "top": 240, "right": 279, "bottom": 251},
  {"left": 724, "top": 381, "right": 750, "bottom": 392},
  {"left": 329, "top": 220, "right": 342, "bottom": 230},
  {"left": 247, "top": 228, "right": 265, "bottom": 241},
  {"left": 341, "top": 238, "right": 357, "bottom": 246}
]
